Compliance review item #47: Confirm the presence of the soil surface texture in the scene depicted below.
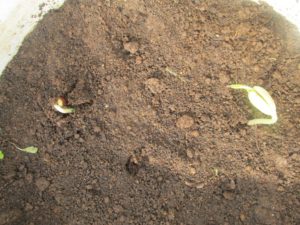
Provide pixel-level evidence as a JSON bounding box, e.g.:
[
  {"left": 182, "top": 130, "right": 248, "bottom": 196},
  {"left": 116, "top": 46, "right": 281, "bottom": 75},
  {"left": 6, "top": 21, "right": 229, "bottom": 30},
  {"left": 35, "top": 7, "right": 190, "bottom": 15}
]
[{"left": 1, "top": 0, "right": 300, "bottom": 224}]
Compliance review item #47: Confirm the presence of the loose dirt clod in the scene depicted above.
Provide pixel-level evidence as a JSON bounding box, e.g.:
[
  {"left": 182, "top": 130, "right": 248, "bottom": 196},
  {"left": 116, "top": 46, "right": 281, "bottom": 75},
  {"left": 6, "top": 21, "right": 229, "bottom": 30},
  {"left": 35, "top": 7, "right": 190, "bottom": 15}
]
[
  {"left": 123, "top": 41, "right": 139, "bottom": 54},
  {"left": 176, "top": 115, "right": 194, "bottom": 129}
]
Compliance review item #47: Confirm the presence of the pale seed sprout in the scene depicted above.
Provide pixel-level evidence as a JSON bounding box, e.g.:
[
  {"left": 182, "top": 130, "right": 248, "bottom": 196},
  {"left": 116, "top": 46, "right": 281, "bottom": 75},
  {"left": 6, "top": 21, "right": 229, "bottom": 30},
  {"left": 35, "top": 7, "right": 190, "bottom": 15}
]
[
  {"left": 10, "top": 142, "right": 38, "bottom": 154},
  {"left": 54, "top": 97, "right": 75, "bottom": 114},
  {"left": 228, "top": 84, "right": 278, "bottom": 125}
]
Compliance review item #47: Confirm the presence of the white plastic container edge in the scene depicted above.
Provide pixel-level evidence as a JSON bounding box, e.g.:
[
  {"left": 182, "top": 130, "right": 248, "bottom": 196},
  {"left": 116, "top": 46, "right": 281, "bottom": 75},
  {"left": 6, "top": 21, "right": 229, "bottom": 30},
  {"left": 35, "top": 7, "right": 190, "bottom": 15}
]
[
  {"left": 0, "top": 0, "right": 299, "bottom": 77},
  {"left": 0, "top": 0, "right": 65, "bottom": 76}
]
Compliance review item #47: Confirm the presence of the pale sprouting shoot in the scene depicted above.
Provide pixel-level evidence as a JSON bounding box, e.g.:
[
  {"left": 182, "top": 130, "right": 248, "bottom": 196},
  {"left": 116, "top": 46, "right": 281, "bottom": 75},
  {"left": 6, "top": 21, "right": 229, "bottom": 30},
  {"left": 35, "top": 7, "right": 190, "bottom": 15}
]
[
  {"left": 11, "top": 143, "right": 38, "bottom": 154},
  {"left": 0, "top": 150, "right": 4, "bottom": 160},
  {"left": 228, "top": 84, "right": 278, "bottom": 126},
  {"left": 54, "top": 104, "right": 75, "bottom": 114},
  {"left": 53, "top": 97, "right": 75, "bottom": 114}
]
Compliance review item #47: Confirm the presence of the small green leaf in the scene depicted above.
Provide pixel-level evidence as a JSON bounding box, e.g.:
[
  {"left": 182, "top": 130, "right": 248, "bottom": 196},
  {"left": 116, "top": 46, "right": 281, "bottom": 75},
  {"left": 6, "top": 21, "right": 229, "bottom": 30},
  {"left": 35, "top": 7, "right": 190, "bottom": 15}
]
[
  {"left": 0, "top": 151, "right": 4, "bottom": 160},
  {"left": 10, "top": 142, "right": 39, "bottom": 154},
  {"left": 20, "top": 146, "right": 38, "bottom": 154}
]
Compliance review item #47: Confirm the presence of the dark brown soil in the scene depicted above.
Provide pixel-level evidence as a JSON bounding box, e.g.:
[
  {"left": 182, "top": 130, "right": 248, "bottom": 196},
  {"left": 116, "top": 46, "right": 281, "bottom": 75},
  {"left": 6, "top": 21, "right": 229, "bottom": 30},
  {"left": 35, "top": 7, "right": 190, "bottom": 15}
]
[{"left": 1, "top": 0, "right": 300, "bottom": 224}]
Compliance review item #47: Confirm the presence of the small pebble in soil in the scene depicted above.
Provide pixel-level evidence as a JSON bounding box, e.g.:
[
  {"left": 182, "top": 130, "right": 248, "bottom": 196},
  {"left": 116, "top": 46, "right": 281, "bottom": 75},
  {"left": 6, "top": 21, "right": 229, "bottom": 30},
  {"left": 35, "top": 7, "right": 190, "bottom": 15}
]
[
  {"left": 123, "top": 41, "right": 139, "bottom": 54},
  {"left": 113, "top": 205, "right": 123, "bottom": 213},
  {"left": 25, "top": 203, "right": 33, "bottom": 211},
  {"left": 228, "top": 179, "right": 236, "bottom": 190},
  {"left": 145, "top": 78, "right": 165, "bottom": 94},
  {"left": 119, "top": 215, "right": 125, "bottom": 222},
  {"left": 157, "top": 176, "right": 163, "bottom": 182},
  {"left": 104, "top": 197, "right": 110, "bottom": 204},
  {"left": 189, "top": 130, "right": 199, "bottom": 137},
  {"left": 223, "top": 191, "right": 234, "bottom": 200},
  {"left": 196, "top": 183, "right": 204, "bottom": 189},
  {"left": 176, "top": 115, "right": 194, "bottom": 129},
  {"left": 240, "top": 212, "right": 246, "bottom": 221},
  {"left": 277, "top": 186, "right": 285, "bottom": 192},
  {"left": 189, "top": 167, "right": 196, "bottom": 175},
  {"left": 135, "top": 56, "right": 143, "bottom": 64},
  {"left": 93, "top": 126, "right": 101, "bottom": 133},
  {"left": 35, "top": 177, "right": 50, "bottom": 192},
  {"left": 86, "top": 185, "right": 93, "bottom": 190},
  {"left": 167, "top": 210, "right": 175, "bottom": 220},
  {"left": 169, "top": 105, "right": 176, "bottom": 112},
  {"left": 126, "top": 155, "right": 140, "bottom": 175},
  {"left": 25, "top": 173, "right": 33, "bottom": 183},
  {"left": 219, "top": 72, "right": 230, "bottom": 84},
  {"left": 18, "top": 164, "right": 25, "bottom": 171},
  {"left": 205, "top": 78, "right": 211, "bottom": 84},
  {"left": 186, "top": 149, "right": 194, "bottom": 159},
  {"left": 272, "top": 71, "right": 282, "bottom": 80}
]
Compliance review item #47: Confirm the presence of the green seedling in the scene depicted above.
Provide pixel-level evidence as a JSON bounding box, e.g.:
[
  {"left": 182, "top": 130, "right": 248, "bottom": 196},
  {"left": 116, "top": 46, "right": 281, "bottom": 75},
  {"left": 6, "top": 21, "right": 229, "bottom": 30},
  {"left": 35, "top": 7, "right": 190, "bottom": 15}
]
[
  {"left": 228, "top": 84, "right": 278, "bottom": 125},
  {"left": 54, "top": 97, "right": 75, "bottom": 114},
  {"left": 0, "top": 150, "right": 4, "bottom": 160},
  {"left": 11, "top": 143, "right": 38, "bottom": 154},
  {"left": 0, "top": 144, "right": 38, "bottom": 160}
]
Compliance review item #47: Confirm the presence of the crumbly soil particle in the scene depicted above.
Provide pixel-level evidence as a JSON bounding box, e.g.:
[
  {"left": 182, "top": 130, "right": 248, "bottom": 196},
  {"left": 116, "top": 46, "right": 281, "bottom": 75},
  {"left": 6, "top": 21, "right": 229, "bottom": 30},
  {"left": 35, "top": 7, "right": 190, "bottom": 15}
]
[{"left": 1, "top": 0, "right": 300, "bottom": 224}]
